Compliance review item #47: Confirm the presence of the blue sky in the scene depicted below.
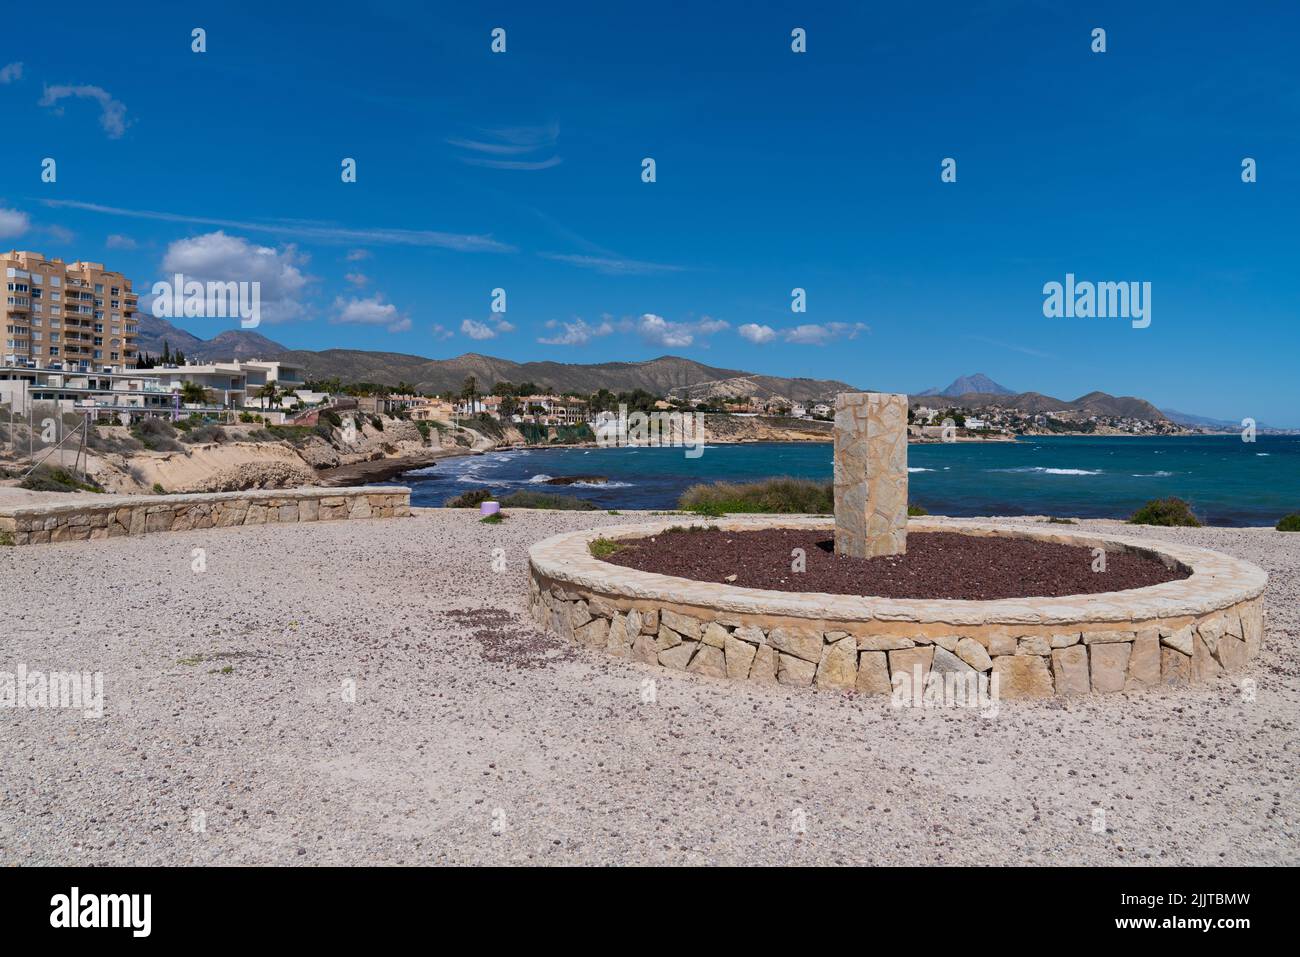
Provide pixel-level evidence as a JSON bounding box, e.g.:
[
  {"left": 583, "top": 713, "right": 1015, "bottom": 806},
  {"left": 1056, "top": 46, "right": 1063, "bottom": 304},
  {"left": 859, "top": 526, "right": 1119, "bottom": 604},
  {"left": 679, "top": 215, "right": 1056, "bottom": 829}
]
[{"left": 2, "top": 1, "right": 1297, "bottom": 423}]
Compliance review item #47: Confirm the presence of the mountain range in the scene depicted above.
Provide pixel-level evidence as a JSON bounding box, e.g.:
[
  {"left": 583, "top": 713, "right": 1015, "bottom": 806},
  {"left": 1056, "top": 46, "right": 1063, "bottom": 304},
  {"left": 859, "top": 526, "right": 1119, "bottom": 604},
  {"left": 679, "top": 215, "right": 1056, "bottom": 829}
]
[{"left": 137, "top": 316, "right": 1173, "bottom": 421}]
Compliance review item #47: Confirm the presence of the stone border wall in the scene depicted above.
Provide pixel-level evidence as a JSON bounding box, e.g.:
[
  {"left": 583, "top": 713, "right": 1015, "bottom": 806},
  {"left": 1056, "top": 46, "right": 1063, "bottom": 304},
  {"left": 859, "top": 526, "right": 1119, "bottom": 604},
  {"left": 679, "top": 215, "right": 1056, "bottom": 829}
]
[
  {"left": 528, "top": 517, "right": 1267, "bottom": 699},
  {"left": 0, "top": 486, "right": 409, "bottom": 546}
]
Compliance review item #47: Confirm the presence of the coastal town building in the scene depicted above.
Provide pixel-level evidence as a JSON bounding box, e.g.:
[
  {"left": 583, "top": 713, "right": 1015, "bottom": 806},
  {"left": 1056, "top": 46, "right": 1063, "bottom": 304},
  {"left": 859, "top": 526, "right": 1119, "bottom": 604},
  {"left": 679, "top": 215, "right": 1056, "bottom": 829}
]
[
  {"left": 3, "top": 250, "right": 140, "bottom": 373},
  {"left": 0, "top": 366, "right": 175, "bottom": 421}
]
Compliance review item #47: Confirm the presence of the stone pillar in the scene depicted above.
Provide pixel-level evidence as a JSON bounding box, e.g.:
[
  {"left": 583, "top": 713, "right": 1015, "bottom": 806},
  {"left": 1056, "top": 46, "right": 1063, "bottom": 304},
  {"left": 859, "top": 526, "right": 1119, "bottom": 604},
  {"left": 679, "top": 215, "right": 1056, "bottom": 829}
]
[{"left": 834, "top": 392, "right": 908, "bottom": 558}]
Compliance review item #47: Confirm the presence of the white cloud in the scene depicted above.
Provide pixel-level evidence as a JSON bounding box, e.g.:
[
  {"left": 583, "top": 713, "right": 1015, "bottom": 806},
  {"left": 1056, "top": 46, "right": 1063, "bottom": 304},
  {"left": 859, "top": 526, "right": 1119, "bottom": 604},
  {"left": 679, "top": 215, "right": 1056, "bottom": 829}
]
[
  {"left": 345, "top": 272, "right": 368, "bottom": 286},
  {"left": 42, "top": 199, "right": 513, "bottom": 253},
  {"left": 0, "top": 62, "right": 22, "bottom": 84},
  {"left": 738, "top": 323, "right": 776, "bottom": 344},
  {"left": 432, "top": 324, "right": 454, "bottom": 340},
  {"left": 540, "top": 252, "right": 684, "bottom": 275},
  {"left": 346, "top": 249, "right": 371, "bottom": 262},
  {"left": 40, "top": 83, "right": 129, "bottom": 138},
  {"left": 105, "top": 233, "right": 137, "bottom": 250},
  {"left": 158, "top": 231, "right": 312, "bottom": 324},
  {"left": 332, "top": 293, "right": 410, "bottom": 333},
  {"left": 538, "top": 317, "right": 614, "bottom": 346},
  {"left": 783, "top": 322, "right": 869, "bottom": 345},
  {"left": 460, "top": 317, "right": 515, "bottom": 340},
  {"left": 0, "top": 207, "right": 31, "bottom": 238},
  {"left": 636, "top": 313, "right": 729, "bottom": 349}
]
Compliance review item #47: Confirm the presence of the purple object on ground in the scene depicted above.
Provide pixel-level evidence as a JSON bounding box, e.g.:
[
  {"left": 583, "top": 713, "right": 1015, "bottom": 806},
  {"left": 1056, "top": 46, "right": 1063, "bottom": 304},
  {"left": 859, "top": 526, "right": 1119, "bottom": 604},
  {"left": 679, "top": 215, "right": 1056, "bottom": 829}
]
[{"left": 480, "top": 501, "right": 500, "bottom": 516}]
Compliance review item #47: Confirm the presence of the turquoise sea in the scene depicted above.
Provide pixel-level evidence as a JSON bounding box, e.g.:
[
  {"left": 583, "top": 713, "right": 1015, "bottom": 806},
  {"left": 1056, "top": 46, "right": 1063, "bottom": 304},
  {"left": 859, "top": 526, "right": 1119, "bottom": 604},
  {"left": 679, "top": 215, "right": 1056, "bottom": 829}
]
[{"left": 401, "top": 434, "right": 1300, "bottom": 527}]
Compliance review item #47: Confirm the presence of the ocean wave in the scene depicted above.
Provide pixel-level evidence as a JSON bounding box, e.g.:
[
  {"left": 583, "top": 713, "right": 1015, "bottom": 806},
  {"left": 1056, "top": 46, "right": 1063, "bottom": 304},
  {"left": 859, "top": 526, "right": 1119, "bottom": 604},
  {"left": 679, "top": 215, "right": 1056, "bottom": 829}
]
[
  {"left": 1257, "top": 453, "right": 1270, "bottom": 457},
  {"left": 990, "top": 467, "right": 1102, "bottom": 476},
  {"left": 907, "top": 467, "right": 935, "bottom": 473},
  {"left": 528, "top": 474, "right": 553, "bottom": 483},
  {"left": 1132, "top": 470, "right": 1174, "bottom": 477}
]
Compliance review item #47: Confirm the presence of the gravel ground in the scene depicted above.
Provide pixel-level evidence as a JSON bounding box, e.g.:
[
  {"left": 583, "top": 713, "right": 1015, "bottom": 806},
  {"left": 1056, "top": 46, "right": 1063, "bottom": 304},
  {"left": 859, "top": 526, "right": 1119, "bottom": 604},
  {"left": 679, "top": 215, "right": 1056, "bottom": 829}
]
[{"left": 1, "top": 509, "right": 1296, "bottom": 866}]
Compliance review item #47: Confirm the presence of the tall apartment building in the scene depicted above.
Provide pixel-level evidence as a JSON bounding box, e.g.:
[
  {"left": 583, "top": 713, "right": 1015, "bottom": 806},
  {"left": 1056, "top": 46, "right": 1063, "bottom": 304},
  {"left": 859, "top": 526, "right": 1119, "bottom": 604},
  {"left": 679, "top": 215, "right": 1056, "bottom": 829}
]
[{"left": 3, "top": 250, "right": 139, "bottom": 373}]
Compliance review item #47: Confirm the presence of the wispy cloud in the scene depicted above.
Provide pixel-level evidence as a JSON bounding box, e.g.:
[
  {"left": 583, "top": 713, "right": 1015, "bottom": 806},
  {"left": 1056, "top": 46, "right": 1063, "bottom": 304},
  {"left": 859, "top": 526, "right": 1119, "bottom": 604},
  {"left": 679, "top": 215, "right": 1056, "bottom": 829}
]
[
  {"left": 105, "top": 233, "right": 137, "bottom": 250},
  {"left": 540, "top": 252, "right": 685, "bottom": 275},
  {"left": 964, "top": 335, "right": 1056, "bottom": 360},
  {"left": 782, "top": 322, "right": 869, "bottom": 346},
  {"left": 39, "top": 83, "right": 129, "bottom": 138},
  {"left": 637, "top": 314, "right": 728, "bottom": 349},
  {"left": 538, "top": 317, "right": 615, "bottom": 346},
  {"left": 447, "top": 123, "right": 561, "bottom": 170},
  {"left": 738, "top": 323, "right": 776, "bottom": 344},
  {"left": 0, "top": 62, "right": 22, "bottom": 84},
  {"left": 39, "top": 199, "right": 513, "bottom": 253}
]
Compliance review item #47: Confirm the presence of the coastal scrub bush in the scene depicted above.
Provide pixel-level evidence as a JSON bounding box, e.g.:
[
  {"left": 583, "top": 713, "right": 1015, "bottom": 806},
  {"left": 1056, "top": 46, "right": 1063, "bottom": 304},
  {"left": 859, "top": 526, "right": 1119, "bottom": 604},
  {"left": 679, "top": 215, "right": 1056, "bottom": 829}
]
[
  {"left": 0, "top": 529, "right": 14, "bottom": 546},
  {"left": 371, "top": 415, "right": 384, "bottom": 431},
  {"left": 321, "top": 409, "right": 342, "bottom": 428},
  {"left": 1276, "top": 514, "right": 1300, "bottom": 532},
  {"left": 1046, "top": 516, "right": 1077, "bottom": 524},
  {"left": 907, "top": 504, "right": 928, "bottom": 516},
  {"left": 679, "top": 478, "right": 833, "bottom": 516},
  {"left": 445, "top": 488, "right": 496, "bottom": 508},
  {"left": 500, "top": 490, "right": 598, "bottom": 510},
  {"left": 182, "top": 424, "right": 228, "bottom": 444},
  {"left": 87, "top": 427, "right": 143, "bottom": 454},
  {"left": 1128, "top": 497, "right": 1202, "bottom": 528},
  {"left": 19, "top": 465, "right": 103, "bottom": 494},
  {"left": 479, "top": 512, "right": 505, "bottom": 525},
  {"left": 131, "top": 418, "right": 185, "bottom": 452},
  {"left": 414, "top": 420, "right": 431, "bottom": 442}
]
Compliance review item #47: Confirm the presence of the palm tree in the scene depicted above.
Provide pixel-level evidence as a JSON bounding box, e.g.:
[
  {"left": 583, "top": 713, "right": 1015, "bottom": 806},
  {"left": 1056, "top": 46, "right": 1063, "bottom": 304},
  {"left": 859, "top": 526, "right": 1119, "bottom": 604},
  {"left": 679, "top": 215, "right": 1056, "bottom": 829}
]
[
  {"left": 257, "top": 382, "right": 283, "bottom": 409},
  {"left": 179, "top": 381, "right": 208, "bottom": 406}
]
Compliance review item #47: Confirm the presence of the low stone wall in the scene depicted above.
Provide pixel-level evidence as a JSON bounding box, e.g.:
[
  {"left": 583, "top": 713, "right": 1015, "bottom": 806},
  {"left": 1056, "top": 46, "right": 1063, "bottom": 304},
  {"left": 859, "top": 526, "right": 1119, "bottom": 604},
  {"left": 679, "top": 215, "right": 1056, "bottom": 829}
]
[
  {"left": 0, "top": 486, "right": 409, "bottom": 546},
  {"left": 528, "top": 517, "right": 1268, "bottom": 700}
]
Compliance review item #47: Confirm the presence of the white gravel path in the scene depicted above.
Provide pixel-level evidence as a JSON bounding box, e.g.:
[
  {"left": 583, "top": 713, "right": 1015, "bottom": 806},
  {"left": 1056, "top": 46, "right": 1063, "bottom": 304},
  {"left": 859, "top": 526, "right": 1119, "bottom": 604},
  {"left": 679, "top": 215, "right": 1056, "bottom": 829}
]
[{"left": 1, "top": 509, "right": 1296, "bottom": 865}]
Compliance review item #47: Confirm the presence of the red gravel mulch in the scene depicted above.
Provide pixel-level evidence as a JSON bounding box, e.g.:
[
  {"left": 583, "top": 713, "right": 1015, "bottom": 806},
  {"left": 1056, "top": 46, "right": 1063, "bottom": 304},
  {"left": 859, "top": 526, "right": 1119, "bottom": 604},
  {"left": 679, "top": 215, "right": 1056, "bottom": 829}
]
[{"left": 600, "top": 528, "right": 1189, "bottom": 600}]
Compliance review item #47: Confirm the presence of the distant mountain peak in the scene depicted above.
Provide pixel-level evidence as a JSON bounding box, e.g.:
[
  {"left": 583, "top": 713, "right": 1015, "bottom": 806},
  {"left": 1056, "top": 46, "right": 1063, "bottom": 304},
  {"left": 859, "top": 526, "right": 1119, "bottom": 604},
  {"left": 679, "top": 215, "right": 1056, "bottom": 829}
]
[{"left": 919, "top": 373, "right": 1015, "bottom": 398}]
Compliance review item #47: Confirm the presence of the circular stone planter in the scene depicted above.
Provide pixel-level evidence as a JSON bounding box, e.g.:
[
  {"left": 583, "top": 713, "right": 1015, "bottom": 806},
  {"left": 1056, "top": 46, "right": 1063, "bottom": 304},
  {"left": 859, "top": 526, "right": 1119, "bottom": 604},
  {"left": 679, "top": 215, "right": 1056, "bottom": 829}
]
[{"left": 527, "top": 517, "right": 1267, "bottom": 699}]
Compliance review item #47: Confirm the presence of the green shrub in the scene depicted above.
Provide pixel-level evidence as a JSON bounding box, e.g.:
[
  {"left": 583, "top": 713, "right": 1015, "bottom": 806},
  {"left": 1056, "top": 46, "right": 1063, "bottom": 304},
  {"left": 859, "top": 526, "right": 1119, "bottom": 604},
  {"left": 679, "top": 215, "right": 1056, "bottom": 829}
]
[
  {"left": 152, "top": 483, "right": 167, "bottom": 495},
  {"left": 499, "top": 490, "right": 598, "bottom": 511},
  {"left": 371, "top": 415, "right": 384, "bottom": 431},
  {"left": 589, "top": 537, "right": 624, "bottom": 558},
  {"left": 907, "top": 504, "right": 928, "bottom": 517},
  {"left": 1276, "top": 513, "right": 1300, "bottom": 532},
  {"left": 479, "top": 512, "right": 505, "bottom": 525},
  {"left": 415, "top": 420, "right": 431, "bottom": 442},
  {"left": 321, "top": 409, "right": 342, "bottom": 428},
  {"left": 445, "top": 488, "right": 497, "bottom": 509},
  {"left": 19, "top": 465, "right": 103, "bottom": 494},
  {"left": 0, "top": 529, "right": 15, "bottom": 547},
  {"left": 1128, "top": 497, "right": 1202, "bottom": 528},
  {"left": 1046, "top": 516, "right": 1077, "bottom": 525},
  {"left": 679, "top": 478, "right": 833, "bottom": 515}
]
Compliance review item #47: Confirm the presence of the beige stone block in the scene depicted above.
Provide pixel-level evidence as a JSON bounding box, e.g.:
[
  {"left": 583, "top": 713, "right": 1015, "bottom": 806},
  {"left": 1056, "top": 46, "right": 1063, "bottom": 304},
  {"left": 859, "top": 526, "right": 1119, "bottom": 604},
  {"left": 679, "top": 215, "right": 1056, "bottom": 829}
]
[
  {"left": 1161, "top": 647, "right": 1191, "bottom": 686},
  {"left": 575, "top": 617, "right": 609, "bottom": 648},
  {"left": 655, "top": 625, "right": 682, "bottom": 652},
  {"left": 816, "top": 636, "right": 857, "bottom": 690},
  {"left": 857, "top": 635, "right": 914, "bottom": 651},
  {"left": 833, "top": 391, "right": 908, "bottom": 558},
  {"left": 687, "top": 645, "right": 727, "bottom": 679},
  {"left": 1191, "top": 634, "right": 1223, "bottom": 683},
  {"left": 856, "top": 651, "right": 892, "bottom": 694},
  {"left": 701, "top": 622, "right": 729, "bottom": 648},
  {"left": 1017, "top": 636, "right": 1052, "bottom": 656},
  {"left": 988, "top": 633, "right": 1017, "bottom": 657},
  {"left": 660, "top": 609, "right": 701, "bottom": 640},
  {"left": 733, "top": 624, "right": 766, "bottom": 645},
  {"left": 632, "top": 633, "right": 658, "bottom": 665},
  {"left": 1050, "top": 632, "right": 1081, "bottom": 648},
  {"left": 1090, "top": 642, "right": 1131, "bottom": 693},
  {"left": 659, "top": 641, "right": 697, "bottom": 670},
  {"left": 1052, "top": 645, "right": 1090, "bottom": 695},
  {"left": 955, "top": 637, "right": 993, "bottom": 671},
  {"left": 724, "top": 635, "right": 757, "bottom": 680},
  {"left": 640, "top": 608, "right": 659, "bottom": 635},
  {"left": 1213, "top": 635, "right": 1248, "bottom": 673},
  {"left": 300, "top": 498, "right": 319, "bottom": 521},
  {"left": 1125, "top": 632, "right": 1160, "bottom": 688},
  {"left": 1082, "top": 629, "right": 1136, "bottom": 645},
  {"left": 1197, "top": 616, "right": 1225, "bottom": 654},
  {"left": 769, "top": 626, "right": 823, "bottom": 663},
  {"left": 777, "top": 653, "right": 817, "bottom": 687},
  {"left": 887, "top": 646, "right": 934, "bottom": 686},
  {"left": 748, "top": 644, "right": 777, "bottom": 682},
  {"left": 991, "top": 655, "right": 1054, "bottom": 699},
  {"left": 1161, "top": 624, "right": 1194, "bottom": 656}
]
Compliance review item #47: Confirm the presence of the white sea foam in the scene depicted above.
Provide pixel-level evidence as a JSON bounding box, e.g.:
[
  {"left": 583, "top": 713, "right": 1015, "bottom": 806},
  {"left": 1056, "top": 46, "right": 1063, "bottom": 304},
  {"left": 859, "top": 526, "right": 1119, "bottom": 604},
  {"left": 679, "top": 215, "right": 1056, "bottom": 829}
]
[
  {"left": 908, "top": 467, "right": 935, "bottom": 473},
  {"left": 991, "top": 467, "right": 1102, "bottom": 476},
  {"left": 1132, "top": 470, "right": 1174, "bottom": 477}
]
